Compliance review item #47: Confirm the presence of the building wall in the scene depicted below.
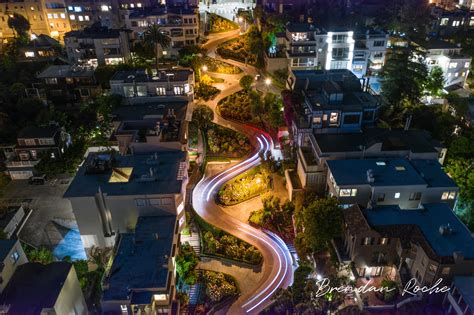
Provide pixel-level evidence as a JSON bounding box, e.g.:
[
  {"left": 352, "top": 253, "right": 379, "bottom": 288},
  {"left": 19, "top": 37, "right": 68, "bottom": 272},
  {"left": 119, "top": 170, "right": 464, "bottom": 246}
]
[
  {"left": 53, "top": 266, "right": 88, "bottom": 315},
  {"left": 0, "top": 241, "right": 28, "bottom": 293},
  {"left": 0, "top": 0, "right": 50, "bottom": 39}
]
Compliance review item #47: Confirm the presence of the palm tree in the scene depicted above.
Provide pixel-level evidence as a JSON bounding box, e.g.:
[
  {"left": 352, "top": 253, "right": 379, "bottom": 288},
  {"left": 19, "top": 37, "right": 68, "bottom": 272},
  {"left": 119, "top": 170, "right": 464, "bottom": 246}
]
[{"left": 144, "top": 24, "right": 171, "bottom": 69}]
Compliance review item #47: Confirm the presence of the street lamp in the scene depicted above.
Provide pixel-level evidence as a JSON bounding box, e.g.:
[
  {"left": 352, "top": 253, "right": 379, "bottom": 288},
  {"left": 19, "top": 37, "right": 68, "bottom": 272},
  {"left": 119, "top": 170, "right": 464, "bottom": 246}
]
[
  {"left": 265, "top": 78, "right": 272, "bottom": 86},
  {"left": 30, "top": 33, "right": 37, "bottom": 40},
  {"left": 202, "top": 65, "right": 208, "bottom": 72}
]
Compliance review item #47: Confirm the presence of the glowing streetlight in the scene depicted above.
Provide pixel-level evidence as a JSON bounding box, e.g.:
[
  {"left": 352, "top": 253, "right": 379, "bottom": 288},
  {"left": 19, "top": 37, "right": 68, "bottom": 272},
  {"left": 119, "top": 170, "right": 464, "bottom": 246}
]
[
  {"left": 265, "top": 78, "right": 272, "bottom": 86},
  {"left": 30, "top": 33, "right": 37, "bottom": 40},
  {"left": 238, "top": 16, "right": 244, "bottom": 23},
  {"left": 350, "top": 275, "right": 355, "bottom": 281},
  {"left": 316, "top": 274, "right": 322, "bottom": 281},
  {"left": 202, "top": 65, "right": 208, "bottom": 72}
]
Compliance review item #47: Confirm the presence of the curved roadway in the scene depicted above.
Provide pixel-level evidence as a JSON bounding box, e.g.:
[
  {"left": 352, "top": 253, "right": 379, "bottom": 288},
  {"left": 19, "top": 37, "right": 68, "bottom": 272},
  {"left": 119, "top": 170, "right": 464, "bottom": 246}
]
[{"left": 192, "top": 31, "right": 294, "bottom": 314}]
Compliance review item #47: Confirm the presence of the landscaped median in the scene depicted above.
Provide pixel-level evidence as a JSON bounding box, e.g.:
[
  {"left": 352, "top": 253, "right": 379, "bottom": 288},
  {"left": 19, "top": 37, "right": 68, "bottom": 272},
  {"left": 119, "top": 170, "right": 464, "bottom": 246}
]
[
  {"left": 208, "top": 13, "right": 239, "bottom": 33},
  {"left": 192, "top": 211, "right": 263, "bottom": 265},
  {"left": 217, "top": 165, "right": 271, "bottom": 206}
]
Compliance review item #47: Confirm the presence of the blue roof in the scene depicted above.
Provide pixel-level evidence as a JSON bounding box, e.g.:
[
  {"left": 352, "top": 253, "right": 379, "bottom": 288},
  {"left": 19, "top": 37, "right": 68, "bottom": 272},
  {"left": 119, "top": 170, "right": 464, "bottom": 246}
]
[
  {"left": 364, "top": 203, "right": 474, "bottom": 259},
  {"left": 453, "top": 277, "right": 474, "bottom": 308},
  {"left": 0, "top": 240, "right": 17, "bottom": 261},
  {"left": 102, "top": 215, "right": 176, "bottom": 302},
  {"left": 410, "top": 159, "right": 457, "bottom": 188},
  {"left": 64, "top": 151, "right": 186, "bottom": 198},
  {"left": 327, "top": 158, "right": 427, "bottom": 186}
]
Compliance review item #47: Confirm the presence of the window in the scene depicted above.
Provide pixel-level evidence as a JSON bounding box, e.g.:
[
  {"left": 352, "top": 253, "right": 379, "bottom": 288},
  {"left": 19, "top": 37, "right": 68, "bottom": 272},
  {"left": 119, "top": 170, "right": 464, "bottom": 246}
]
[
  {"left": 120, "top": 305, "right": 127, "bottom": 313},
  {"left": 377, "top": 193, "right": 385, "bottom": 202},
  {"left": 312, "top": 117, "right": 322, "bottom": 124},
  {"left": 428, "top": 263, "right": 437, "bottom": 274},
  {"left": 156, "top": 87, "right": 166, "bottom": 95},
  {"left": 100, "top": 4, "right": 109, "bottom": 11},
  {"left": 449, "top": 62, "right": 458, "bottom": 69},
  {"left": 448, "top": 192, "right": 456, "bottom": 199},
  {"left": 452, "top": 20, "right": 460, "bottom": 27},
  {"left": 137, "top": 2, "right": 142, "bottom": 7},
  {"left": 70, "top": 14, "right": 75, "bottom": 20},
  {"left": 362, "top": 237, "right": 373, "bottom": 246},
  {"left": 135, "top": 199, "right": 146, "bottom": 206},
  {"left": 25, "top": 51, "right": 35, "bottom": 58},
  {"left": 60, "top": 13, "right": 65, "bottom": 18},
  {"left": 174, "top": 86, "right": 184, "bottom": 95},
  {"left": 373, "top": 40, "right": 385, "bottom": 47},
  {"left": 442, "top": 191, "right": 456, "bottom": 200},
  {"left": 332, "top": 47, "right": 349, "bottom": 59},
  {"left": 339, "top": 188, "right": 357, "bottom": 197},
  {"left": 138, "top": 20, "right": 147, "bottom": 27},
  {"left": 441, "top": 267, "right": 450, "bottom": 275},
  {"left": 84, "top": 15, "right": 89, "bottom": 21},
  {"left": 376, "top": 161, "right": 386, "bottom": 166},
  {"left": 136, "top": 85, "right": 147, "bottom": 97},
  {"left": 25, "top": 139, "right": 36, "bottom": 146},
  {"left": 10, "top": 251, "right": 19, "bottom": 264},
  {"left": 379, "top": 238, "right": 389, "bottom": 245},
  {"left": 47, "top": 13, "right": 52, "bottom": 19},
  {"left": 332, "top": 34, "right": 348, "bottom": 43},
  {"left": 353, "top": 64, "right": 364, "bottom": 71},
  {"left": 79, "top": 88, "right": 90, "bottom": 97},
  {"left": 78, "top": 15, "right": 84, "bottom": 21},
  {"left": 409, "top": 192, "right": 422, "bottom": 201},
  {"left": 395, "top": 166, "right": 406, "bottom": 171},
  {"left": 329, "top": 112, "right": 339, "bottom": 124},
  {"left": 440, "top": 18, "right": 449, "bottom": 26},
  {"left": 53, "top": 13, "right": 58, "bottom": 19},
  {"left": 394, "top": 192, "right": 400, "bottom": 199},
  {"left": 46, "top": 77, "right": 58, "bottom": 85},
  {"left": 465, "top": 62, "right": 470, "bottom": 68},
  {"left": 74, "top": 6, "right": 82, "bottom": 12}
]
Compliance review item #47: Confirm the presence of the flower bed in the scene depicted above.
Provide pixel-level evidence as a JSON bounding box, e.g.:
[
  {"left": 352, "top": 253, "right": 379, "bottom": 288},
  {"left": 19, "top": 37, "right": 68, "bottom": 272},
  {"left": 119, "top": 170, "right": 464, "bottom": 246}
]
[
  {"left": 216, "top": 35, "right": 257, "bottom": 65},
  {"left": 217, "top": 90, "right": 253, "bottom": 122},
  {"left": 203, "top": 57, "right": 241, "bottom": 74},
  {"left": 208, "top": 13, "right": 239, "bottom": 33},
  {"left": 217, "top": 166, "right": 271, "bottom": 206},
  {"left": 206, "top": 124, "right": 252, "bottom": 158}
]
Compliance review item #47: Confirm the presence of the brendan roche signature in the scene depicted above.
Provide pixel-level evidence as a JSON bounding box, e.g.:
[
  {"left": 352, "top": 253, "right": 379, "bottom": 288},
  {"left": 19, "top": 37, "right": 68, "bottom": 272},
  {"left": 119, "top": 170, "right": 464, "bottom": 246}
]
[{"left": 314, "top": 278, "right": 450, "bottom": 298}]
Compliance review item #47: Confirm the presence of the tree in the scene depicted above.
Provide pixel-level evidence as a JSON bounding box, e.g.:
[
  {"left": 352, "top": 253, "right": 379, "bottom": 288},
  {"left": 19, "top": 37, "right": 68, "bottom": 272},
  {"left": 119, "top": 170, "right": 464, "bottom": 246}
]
[
  {"left": 301, "top": 197, "right": 342, "bottom": 253},
  {"left": 425, "top": 66, "right": 445, "bottom": 98},
  {"left": 239, "top": 75, "right": 254, "bottom": 91},
  {"left": 26, "top": 247, "right": 54, "bottom": 264},
  {"left": 7, "top": 13, "right": 30, "bottom": 39},
  {"left": 381, "top": 44, "right": 428, "bottom": 127},
  {"left": 176, "top": 243, "right": 199, "bottom": 285},
  {"left": 144, "top": 24, "right": 171, "bottom": 69},
  {"left": 192, "top": 104, "right": 214, "bottom": 131}
]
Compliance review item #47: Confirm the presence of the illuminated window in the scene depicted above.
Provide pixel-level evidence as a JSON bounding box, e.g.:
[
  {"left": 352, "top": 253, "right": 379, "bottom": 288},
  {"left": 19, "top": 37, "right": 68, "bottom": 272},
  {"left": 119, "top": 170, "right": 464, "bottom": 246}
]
[
  {"left": 395, "top": 166, "right": 406, "bottom": 171},
  {"left": 130, "top": 3, "right": 135, "bottom": 7},
  {"left": 78, "top": 15, "right": 84, "bottom": 21},
  {"left": 101, "top": 4, "right": 109, "bottom": 11},
  {"left": 441, "top": 267, "right": 450, "bottom": 275},
  {"left": 24, "top": 51, "right": 35, "bottom": 57},
  {"left": 30, "top": 6, "right": 34, "bottom": 10},
  {"left": 448, "top": 192, "right": 456, "bottom": 199},
  {"left": 69, "top": 14, "right": 75, "bottom": 20},
  {"left": 53, "top": 13, "right": 58, "bottom": 19},
  {"left": 440, "top": 18, "right": 449, "bottom": 26},
  {"left": 394, "top": 192, "right": 400, "bottom": 199},
  {"left": 329, "top": 112, "right": 339, "bottom": 124},
  {"left": 47, "top": 13, "right": 52, "bottom": 19},
  {"left": 363, "top": 237, "right": 372, "bottom": 245},
  {"left": 428, "top": 264, "right": 437, "bottom": 274},
  {"left": 441, "top": 191, "right": 456, "bottom": 200},
  {"left": 68, "top": 5, "right": 73, "bottom": 10},
  {"left": 74, "top": 6, "right": 82, "bottom": 12},
  {"left": 449, "top": 62, "right": 458, "bottom": 69},
  {"left": 313, "top": 117, "right": 322, "bottom": 124},
  {"left": 120, "top": 305, "right": 127, "bottom": 313},
  {"left": 379, "top": 238, "right": 389, "bottom": 245},
  {"left": 137, "top": 2, "right": 142, "bottom": 7},
  {"left": 465, "top": 62, "right": 470, "bottom": 68},
  {"left": 156, "top": 87, "right": 166, "bottom": 95},
  {"left": 339, "top": 188, "right": 357, "bottom": 197},
  {"left": 10, "top": 251, "right": 19, "bottom": 264},
  {"left": 60, "top": 13, "right": 65, "bottom": 18},
  {"left": 84, "top": 15, "right": 89, "bottom": 21}
]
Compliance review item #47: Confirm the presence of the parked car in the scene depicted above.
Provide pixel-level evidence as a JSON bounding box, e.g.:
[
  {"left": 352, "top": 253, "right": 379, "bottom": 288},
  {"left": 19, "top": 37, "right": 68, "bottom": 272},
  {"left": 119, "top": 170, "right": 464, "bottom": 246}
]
[{"left": 29, "top": 175, "right": 46, "bottom": 185}]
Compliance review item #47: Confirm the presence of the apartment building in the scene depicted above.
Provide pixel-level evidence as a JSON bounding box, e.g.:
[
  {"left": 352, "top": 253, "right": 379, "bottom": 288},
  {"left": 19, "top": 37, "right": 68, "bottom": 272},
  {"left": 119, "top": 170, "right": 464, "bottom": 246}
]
[
  {"left": 101, "top": 215, "right": 179, "bottom": 314},
  {"left": 110, "top": 68, "right": 194, "bottom": 103},
  {"left": 18, "top": 34, "right": 61, "bottom": 61},
  {"left": 0, "top": 261, "right": 88, "bottom": 314},
  {"left": 442, "top": 277, "right": 474, "bottom": 315},
  {"left": 111, "top": 100, "right": 191, "bottom": 154},
  {"left": 3, "top": 125, "right": 70, "bottom": 180},
  {"left": 284, "top": 69, "right": 381, "bottom": 146},
  {"left": 64, "top": 0, "right": 121, "bottom": 30},
  {"left": 0, "top": 240, "right": 28, "bottom": 293},
  {"left": 414, "top": 39, "right": 472, "bottom": 88},
  {"left": 37, "top": 64, "right": 101, "bottom": 105},
  {"left": 295, "top": 128, "right": 446, "bottom": 192},
  {"left": 326, "top": 158, "right": 458, "bottom": 209},
  {"left": 124, "top": 6, "right": 199, "bottom": 57},
  {"left": 0, "top": 0, "right": 50, "bottom": 39},
  {"left": 284, "top": 23, "right": 388, "bottom": 78},
  {"left": 65, "top": 23, "right": 131, "bottom": 66},
  {"left": 63, "top": 150, "right": 188, "bottom": 248},
  {"left": 430, "top": 6, "right": 474, "bottom": 38},
  {"left": 339, "top": 203, "right": 474, "bottom": 287}
]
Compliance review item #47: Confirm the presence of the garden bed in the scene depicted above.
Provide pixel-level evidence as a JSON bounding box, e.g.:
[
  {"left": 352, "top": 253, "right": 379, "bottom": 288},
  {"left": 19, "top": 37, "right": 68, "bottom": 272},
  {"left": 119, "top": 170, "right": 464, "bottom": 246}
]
[
  {"left": 206, "top": 124, "right": 252, "bottom": 158},
  {"left": 195, "top": 83, "right": 220, "bottom": 101},
  {"left": 217, "top": 90, "right": 254, "bottom": 122},
  {"left": 193, "top": 212, "right": 263, "bottom": 265},
  {"left": 217, "top": 166, "right": 271, "bottom": 206},
  {"left": 216, "top": 35, "right": 257, "bottom": 65},
  {"left": 208, "top": 13, "right": 239, "bottom": 33},
  {"left": 194, "top": 270, "right": 239, "bottom": 314},
  {"left": 203, "top": 57, "right": 242, "bottom": 74}
]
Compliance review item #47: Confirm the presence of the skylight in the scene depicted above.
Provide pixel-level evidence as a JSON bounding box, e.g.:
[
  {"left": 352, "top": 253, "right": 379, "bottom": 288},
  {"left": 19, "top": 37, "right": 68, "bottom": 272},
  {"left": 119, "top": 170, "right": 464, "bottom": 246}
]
[
  {"left": 376, "top": 161, "right": 386, "bottom": 166},
  {"left": 109, "top": 167, "right": 133, "bottom": 183},
  {"left": 395, "top": 166, "right": 406, "bottom": 171}
]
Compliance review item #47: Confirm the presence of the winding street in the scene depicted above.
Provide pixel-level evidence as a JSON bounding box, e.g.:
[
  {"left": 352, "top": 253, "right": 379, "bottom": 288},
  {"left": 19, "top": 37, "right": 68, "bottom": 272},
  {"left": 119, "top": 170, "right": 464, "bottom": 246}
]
[{"left": 191, "top": 30, "right": 294, "bottom": 314}]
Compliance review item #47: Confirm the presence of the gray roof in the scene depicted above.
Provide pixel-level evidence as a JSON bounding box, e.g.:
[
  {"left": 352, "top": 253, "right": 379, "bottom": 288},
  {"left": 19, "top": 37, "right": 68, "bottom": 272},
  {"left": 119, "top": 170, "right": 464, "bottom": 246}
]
[
  {"left": 110, "top": 69, "right": 192, "bottom": 83},
  {"left": 65, "top": 25, "right": 124, "bottom": 39},
  {"left": 415, "top": 39, "right": 459, "bottom": 50},
  {"left": 0, "top": 262, "right": 72, "bottom": 314},
  {"left": 0, "top": 240, "right": 17, "bottom": 261},
  {"left": 327, "top": 158, "right": 427, "bottom": 187},
  {"left": 112, "top": 101, "right": 188, "bottom": 121},
  {"left": 314, "top": 129, "right": 441, "bottom": 154},
  {"left": 63, "top": 151, "right": 186, "bottom": 198},
  {"left": 37, "top": 65, "right": 95, "bottom": 78},
  {"left": 453, "top": 277, "right": 474, "bottom": 308},
  {"left": 364, "top": 203, "right": 474, "bottom": 259},
  {"left": 17, "top": 126, "right": 58, "bottom": 139},
  {"left": 102, "top": 215, "right": 176, "bottom": 302}
]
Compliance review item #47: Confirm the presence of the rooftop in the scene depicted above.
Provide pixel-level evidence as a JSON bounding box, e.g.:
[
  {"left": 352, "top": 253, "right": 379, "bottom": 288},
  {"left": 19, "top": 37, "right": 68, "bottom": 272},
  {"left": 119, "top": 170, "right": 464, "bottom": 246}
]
[
  {"left": 364, "top": 203, "right": 474, "bottom": 260},
  {"left": 110, "top": 69, "right": 192, "bottom": 83},
  {"left": 453, "top": 277, "right": 474, "bottom": 308},
  {"left": 65, "top": 23, "right": 126, "bottom": 39},
  {"left": 37, "top": 65, "right": 95, "bottom": 78},
  {"left": 0, "top": 262, "right": 72, "bottom": 314},
  {"left": 415, "top": 38, "right": 460, "bottom": 50},
  {"left": 63, "top": 151, "right": 186, "bottom": 198},
  {"left": 314, "top": 129, "right": 441, "bottom": 154},
  {"left": 102, "top": 215, "right": 176, "bottom": 302},
  {"left": 17, "top": 126, "right": 59, "bottom": 139},
  {"left": 112, "top": 101, "right": 187, "bottom": 121},
  {"left": 410, "top": 159, "right": 457, "bottom": 188},
  {"left": 0, "top": 239, "right": 17, "bottom": 262},
  {"left": 128, "top": 6, "right": 196, "bottom": 18}
]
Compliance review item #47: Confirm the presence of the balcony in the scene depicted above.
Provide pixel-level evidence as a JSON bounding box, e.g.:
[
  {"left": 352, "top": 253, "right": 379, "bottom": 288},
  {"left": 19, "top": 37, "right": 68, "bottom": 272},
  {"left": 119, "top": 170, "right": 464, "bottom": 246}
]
[{"left": 5, "top": 160, "right": 40, "bottom": 168}]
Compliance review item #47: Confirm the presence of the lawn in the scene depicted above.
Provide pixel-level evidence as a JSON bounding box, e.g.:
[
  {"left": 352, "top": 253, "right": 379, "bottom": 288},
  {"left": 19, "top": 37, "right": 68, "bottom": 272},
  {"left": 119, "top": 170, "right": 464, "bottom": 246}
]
[{"left": 217, "top": 166, "right": 271, "bottom": 206}]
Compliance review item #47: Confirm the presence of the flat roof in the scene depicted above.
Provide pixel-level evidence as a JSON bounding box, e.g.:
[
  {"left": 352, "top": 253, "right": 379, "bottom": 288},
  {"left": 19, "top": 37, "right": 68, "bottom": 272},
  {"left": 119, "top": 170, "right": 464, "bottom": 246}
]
[
  {"left": 0, "top": 262, "right": 72, "bottom": 313},
  {"left": 453, "top": 277, "right": 474, "bottom": 308},
  {"left": 17, "top": 126, "right": 59, "bottom": 139},
  {"left": 112, "top": 101, "right": 188, "bottom": 121},
  {"left": 327, "top": 158, "right": 427, "bottom": 187},
  {"left": 364, "top": 203, "right": 474, "bottom": 259},
  {"left": 102, "top": 215, "right": 176, "bottom": 302},
  {"left": 110, "top": 69, "right": 192, "bottom": 83},
  {"left": 0, "top": 240, "right": 17, "bottom": 261},
  {"left": 65, "top": 26, "right": 125, "bottom": 39},
  {"left": 410, "top": 159, "right": 457, "bottom": 188},
  {"left": 37, "top": 65, "right": 95, "bottom": 78},
  {"left": 415, "top": 39, "right": 459, "bottom": 50},
  {"left": 63, "top": 151, "right": 186, "bottom": 198},
  {"left": 314, "top": 129, "right": 441, "bottom": 154}
]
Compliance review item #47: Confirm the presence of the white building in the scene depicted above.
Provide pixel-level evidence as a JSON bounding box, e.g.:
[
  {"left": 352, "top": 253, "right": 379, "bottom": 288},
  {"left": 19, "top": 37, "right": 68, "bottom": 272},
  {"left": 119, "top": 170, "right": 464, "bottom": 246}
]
[{"left": 414, "top": 39, "right": 471, "bottom": 88}]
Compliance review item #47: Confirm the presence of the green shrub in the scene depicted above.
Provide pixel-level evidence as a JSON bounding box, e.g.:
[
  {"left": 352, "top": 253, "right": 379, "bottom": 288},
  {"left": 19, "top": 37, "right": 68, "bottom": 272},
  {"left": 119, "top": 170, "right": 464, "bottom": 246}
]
[
  {"left": 202, "top": 271, "right": 238, "bottom": 303},
  {"left": 218, "top": 166, "right": 270, "bottom": 205},
  {"left": 208, "top": 13, "right": 239, "bottom": 33}
]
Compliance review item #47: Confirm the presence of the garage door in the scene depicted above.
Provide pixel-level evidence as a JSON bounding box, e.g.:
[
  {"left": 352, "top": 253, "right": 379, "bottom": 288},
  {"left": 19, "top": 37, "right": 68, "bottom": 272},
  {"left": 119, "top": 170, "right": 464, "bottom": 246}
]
[{"left": 10, "top": 170, "right": 33, "bottom": 180}]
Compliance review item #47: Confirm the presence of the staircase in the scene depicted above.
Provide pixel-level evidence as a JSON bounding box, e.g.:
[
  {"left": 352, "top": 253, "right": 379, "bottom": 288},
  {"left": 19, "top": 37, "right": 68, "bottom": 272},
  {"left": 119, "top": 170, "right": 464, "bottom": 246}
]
[{"left": 181, "top": 225, "right": 201, "bottom": 256}]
